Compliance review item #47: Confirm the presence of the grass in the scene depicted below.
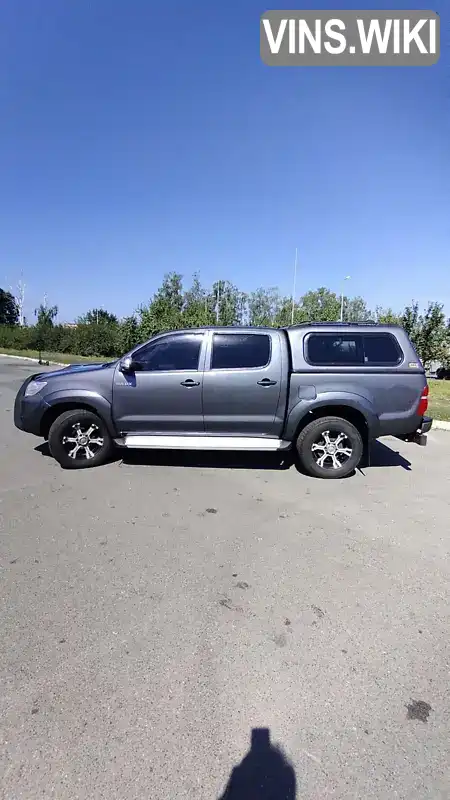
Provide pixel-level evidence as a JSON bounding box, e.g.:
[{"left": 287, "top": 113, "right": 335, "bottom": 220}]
[
  {"left": 2, "top": 346, "right": 450, "bottom": 421},
  {"left": 0, "top": 347, "right": 107, "bottom": 364},
  {"left": 428, "top": 379, "right": 450, "bottom": 421}
]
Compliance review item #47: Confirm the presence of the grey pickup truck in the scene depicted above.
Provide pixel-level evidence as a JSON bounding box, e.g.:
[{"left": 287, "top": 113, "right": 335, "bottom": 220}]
[{"left": 14, "top": 323, "right": 432, "bottom": 479}]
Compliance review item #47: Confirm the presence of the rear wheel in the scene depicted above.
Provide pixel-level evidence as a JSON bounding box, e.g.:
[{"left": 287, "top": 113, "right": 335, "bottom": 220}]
[
  {"left": 296, "top": 416, "right": 363, "bottom": 479},
  {"left": 48, "top": 409, "right": 114, "bottom": 469}
]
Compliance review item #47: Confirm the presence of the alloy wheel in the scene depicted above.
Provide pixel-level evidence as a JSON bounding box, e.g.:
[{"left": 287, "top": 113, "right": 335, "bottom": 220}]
[
  {"left": 310, "top": 429, "right": 353, "bottom": 471},
  {"left": 61, "top": 421, "right": 104, "bottom": 461}
]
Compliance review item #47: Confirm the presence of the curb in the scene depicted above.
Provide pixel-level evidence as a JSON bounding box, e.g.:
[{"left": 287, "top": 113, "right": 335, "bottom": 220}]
[
  {"left": 0, "top": 353, "right": 66, "bottom": 366},
  {"left": 431, "top": 419, "right": 450, "bottom": 431}
]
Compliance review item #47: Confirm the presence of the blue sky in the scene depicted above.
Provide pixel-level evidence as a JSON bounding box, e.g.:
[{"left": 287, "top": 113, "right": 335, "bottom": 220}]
[{"left": 1, "top": 0, "right": 449, "bottom": 322}]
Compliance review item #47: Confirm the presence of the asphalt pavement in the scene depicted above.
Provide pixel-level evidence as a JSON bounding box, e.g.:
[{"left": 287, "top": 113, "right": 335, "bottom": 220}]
[{"left": 1, "top": 356, "right": 449, "bottom": 799}]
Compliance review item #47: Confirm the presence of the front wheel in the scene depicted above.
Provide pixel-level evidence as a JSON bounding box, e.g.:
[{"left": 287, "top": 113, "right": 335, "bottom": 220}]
[
  {"left": 296, "top": 416, "right": 363, "bottom": 479},
  {"left": 48, "top": 409, "right": 114, "bottom": 469}
]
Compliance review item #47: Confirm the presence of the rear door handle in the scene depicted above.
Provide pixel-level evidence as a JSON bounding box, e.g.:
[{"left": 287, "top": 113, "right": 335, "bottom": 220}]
[
  {"left": 180, "top": 379, "right": 200, "bottom": 387},
  {"left": 257, "top": 378, "right": 277, "bottom": 386}
]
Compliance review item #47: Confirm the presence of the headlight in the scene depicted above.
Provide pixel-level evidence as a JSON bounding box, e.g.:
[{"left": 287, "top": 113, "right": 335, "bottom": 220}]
[{"left": 24, "top": 380, "right": 47, "bottom": 397}]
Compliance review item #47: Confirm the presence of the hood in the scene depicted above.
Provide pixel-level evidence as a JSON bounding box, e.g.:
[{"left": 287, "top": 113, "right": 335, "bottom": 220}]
[{"left": 34, "top": 361, "right": 115, "bottom": 381}]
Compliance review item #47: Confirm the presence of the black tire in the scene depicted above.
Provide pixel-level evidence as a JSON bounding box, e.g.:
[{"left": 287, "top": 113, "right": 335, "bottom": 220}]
[
  {"left": 48, "top": 409, "right": 114, "bottom": 469},
  {"left": 296, "top": 416, "right": 363, "bottom": 479}
]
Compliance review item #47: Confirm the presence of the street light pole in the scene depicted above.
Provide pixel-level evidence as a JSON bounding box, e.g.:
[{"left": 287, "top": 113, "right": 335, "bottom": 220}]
[
  {"left": 340, "top": 276, "right": 351, "bottom": 322},
  {"left": 216, "top": 282, "right": 221, "bottom": 325},
  {"left": 290, "top": 248, "right": 298, "bottom": 325}
]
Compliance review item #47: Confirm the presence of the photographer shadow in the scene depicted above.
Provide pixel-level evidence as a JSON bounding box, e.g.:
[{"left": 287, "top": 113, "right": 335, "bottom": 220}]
[{"left": 218, "top": 728, "right": 296, "bottom": 799}]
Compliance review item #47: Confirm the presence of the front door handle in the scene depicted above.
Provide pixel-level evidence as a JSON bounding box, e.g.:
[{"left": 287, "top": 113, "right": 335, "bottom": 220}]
[
  {"left": 180, "top": 379, "right": 200, "bottom": 387},
  {"left": 257, "top": 378, "right": 277, "bottom": 386}
]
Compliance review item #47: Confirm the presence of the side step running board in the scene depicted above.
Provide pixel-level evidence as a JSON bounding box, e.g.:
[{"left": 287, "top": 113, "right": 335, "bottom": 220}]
[{"left": 114, "top": 435, "right": 292, "bottom": 452}]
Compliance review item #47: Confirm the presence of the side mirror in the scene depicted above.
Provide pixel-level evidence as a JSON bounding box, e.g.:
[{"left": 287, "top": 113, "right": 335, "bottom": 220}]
[{"left": 119, "top": 356, "right": 141, "bottom": 373}]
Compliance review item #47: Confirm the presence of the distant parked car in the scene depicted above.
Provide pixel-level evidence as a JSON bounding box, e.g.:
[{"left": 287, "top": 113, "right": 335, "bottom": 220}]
[
  {"left": 14, "top": 322, "right": 432, "bottom": 479},
  {"left": 436, "top": 367, "right": 450, "bottom": 380}
]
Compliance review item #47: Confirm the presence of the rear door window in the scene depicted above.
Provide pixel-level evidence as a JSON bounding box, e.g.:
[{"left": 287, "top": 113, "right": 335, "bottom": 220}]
[{"left": 211, "top": 333, "right": 271, "bottom": 369}]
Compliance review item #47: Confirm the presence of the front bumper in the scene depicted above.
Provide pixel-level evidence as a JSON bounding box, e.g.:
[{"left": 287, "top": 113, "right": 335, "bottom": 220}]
[{"left": 14, "top": 379, "right": 49, "bottom": 437}]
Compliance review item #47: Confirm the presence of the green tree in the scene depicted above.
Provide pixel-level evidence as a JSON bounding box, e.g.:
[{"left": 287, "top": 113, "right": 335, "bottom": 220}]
[
  {"left": 183, "top": 273, "right": 215, "bottom": 328},
  {"left": 247, "top": 287, "right": 282, "bottom": 327},
  {"left": 296, "top": 287, "right": 341, "bottom": 323},
  {"left": 78, "top": 308, "right": 118, "bottom": 326},
  {"left": 35, "top": 303, "right": 58, "bottom": 327},
  {"left": 33, "top": 302, "right": 58, "bottom": 359},
  {"left": 375, "top": 306, "right": 402, "bottom": 325},
  {"left": 273, "top": 296, "right": 294, "bottom": 327},
  {"left": 210, "top": 280, "right": 247, "bottom": 326},
  {"left": 73, "top": 307, "right": 120, "bottom": 356},
  {"left": 415, "top": 302, "right": 449, "bottom": 368},
  {"left": 345, "top": 296, "right": 373, "bottom": 322},
  {"left": 401, "top": 301, "right": 421, "bottom": 341},
  {"left": 117, "top": 315, "right": 141, "bottom": 353},
  {"left": 0, "top": 288, "right": 19, "bottom": 325},
  {"left": 139, "top": 272, "right": 184, "bottom": 337}
]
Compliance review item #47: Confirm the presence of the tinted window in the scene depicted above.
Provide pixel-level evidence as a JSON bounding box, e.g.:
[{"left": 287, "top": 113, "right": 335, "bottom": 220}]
[
  {"left": 307, "top": 333, "right": 403, "bottom": 367},
  {"left": 363, "top": 335, "right": 402, "bottom": 365},
  {"left": 307, "top": 334, "right": 362, "bottom": 366},
  {"left": 211, "top": 334, "right": 271, "bottom": 369},
  {"left": 134, "top": 334, "right": 202, "bottom": 371}
]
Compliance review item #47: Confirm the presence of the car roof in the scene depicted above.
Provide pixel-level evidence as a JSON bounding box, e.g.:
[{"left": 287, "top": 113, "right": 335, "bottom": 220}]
[{"left": 285, "top": 322, "right": 402, "bottom": 332}]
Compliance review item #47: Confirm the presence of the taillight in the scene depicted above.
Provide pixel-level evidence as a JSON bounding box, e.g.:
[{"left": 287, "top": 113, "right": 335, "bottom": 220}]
[{"left": 417, "top": 384, "right": 429, "bottom": 417}]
